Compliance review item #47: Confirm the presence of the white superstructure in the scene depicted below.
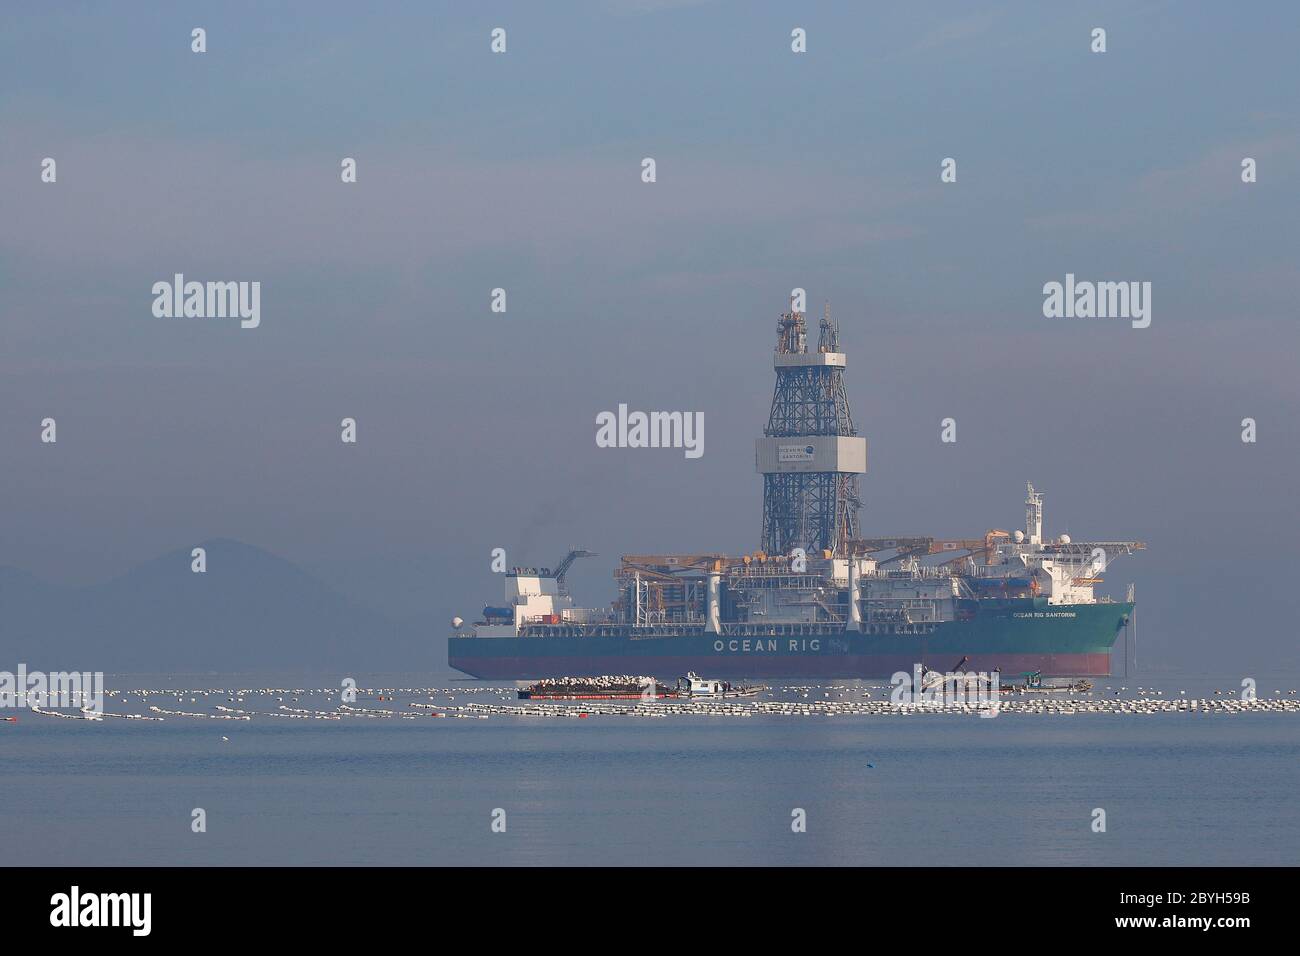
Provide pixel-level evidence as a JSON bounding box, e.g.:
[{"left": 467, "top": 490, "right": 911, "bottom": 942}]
[{"left": 980, "top": 482, "right": 1143, "bottom": 605}]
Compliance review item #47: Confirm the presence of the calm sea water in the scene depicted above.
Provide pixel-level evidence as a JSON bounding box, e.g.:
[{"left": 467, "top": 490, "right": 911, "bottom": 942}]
[{"left": 6, "top": 673, "right": 1298, "bottom": 866}]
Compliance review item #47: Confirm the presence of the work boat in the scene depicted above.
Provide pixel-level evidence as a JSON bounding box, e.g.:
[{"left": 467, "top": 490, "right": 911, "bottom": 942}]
[{"left": 677, "top": 672, "right": 764, "bottom": 699}]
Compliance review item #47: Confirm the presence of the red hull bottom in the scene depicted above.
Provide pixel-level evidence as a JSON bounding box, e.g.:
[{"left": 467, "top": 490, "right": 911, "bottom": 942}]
[{"left": 450, "top": 653, "right": 1112, "bottom": 681}]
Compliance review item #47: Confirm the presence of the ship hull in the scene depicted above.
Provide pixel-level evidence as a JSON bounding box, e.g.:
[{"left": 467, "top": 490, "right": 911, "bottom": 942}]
[{"left": 449, "top": 601, "right": 1132, "bottom": 680}]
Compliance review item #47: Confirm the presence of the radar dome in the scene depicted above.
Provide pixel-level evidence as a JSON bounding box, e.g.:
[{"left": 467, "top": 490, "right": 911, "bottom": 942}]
[
  {"left": 1013, "top": 530, "right": 1024, "bottom": 543},
  {"left": 451, "top": 616, "right": 464, "bottom": 629},
  {"left": 1058, "top": 534, "right": 1071, "bottom": 545}
]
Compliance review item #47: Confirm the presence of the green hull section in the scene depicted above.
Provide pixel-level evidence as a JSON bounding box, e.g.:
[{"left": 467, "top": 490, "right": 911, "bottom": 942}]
[{"left": 450, "top": 599, "right": 1133, "bottom": 679}]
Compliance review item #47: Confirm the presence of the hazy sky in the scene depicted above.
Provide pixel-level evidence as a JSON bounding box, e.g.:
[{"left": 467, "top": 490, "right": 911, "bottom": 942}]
[{"left": 2, "top": 2, "right": 1298, "bottom": 671}]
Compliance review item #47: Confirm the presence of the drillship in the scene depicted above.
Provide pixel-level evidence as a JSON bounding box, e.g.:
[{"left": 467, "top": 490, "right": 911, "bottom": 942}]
[{"left": 450, "top": 303, "right": 1144, "bottom": 679}]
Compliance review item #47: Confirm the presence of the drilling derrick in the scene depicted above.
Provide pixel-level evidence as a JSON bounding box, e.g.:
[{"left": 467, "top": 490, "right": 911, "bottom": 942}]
[{"left": 757, "top": 301, "right": 867, "bottom": 556}]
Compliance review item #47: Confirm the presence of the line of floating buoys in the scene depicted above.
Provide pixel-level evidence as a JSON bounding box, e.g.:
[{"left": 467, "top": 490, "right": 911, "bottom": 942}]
[
  {"left": 148, "top": 705, "right": 249, "bottom": 720},
  {"left": 29, "top": 705, "right": 100, "bottom": 720},
  {"left": 58, "top": 683, "right": 1300, "bottom": 724},
  {"left": 428, "top": 693, "right": 1300, "bottom": 720},
  {"left": 25, "top": 704, "right": 163, "bottom": 721},
  {"left": 83, "top": 706, "right": 162, "bottom": 721},
  {"left": 214, "top": 704, "right": 339, "bottom": 720}
]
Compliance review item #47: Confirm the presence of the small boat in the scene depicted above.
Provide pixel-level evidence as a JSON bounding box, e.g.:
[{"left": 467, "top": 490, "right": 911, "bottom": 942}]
[
  {"left": 920, "top": 658, "right": 996, "bottom": 693},
  {"left": 1000, "top": 671, "right": 1093, "bottom": 694},
  {"left": 676, "top": 672, "right": 765, "bottom": 699}
]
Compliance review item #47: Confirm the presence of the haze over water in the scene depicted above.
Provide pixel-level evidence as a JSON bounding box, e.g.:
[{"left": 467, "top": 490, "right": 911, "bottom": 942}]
[{"left": 9, "top": 673, "right": 1298, "bottom": 866}]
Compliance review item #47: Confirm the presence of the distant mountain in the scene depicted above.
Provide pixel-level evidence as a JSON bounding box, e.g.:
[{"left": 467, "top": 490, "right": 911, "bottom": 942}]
[{"left": 0, "top": 539, "right": 431, "bottom": 673}]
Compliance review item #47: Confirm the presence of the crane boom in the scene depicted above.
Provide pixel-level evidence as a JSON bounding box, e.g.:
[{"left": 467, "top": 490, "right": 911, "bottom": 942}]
[{"left": 554, "top": 549, "right": 596, "bottom": 585}]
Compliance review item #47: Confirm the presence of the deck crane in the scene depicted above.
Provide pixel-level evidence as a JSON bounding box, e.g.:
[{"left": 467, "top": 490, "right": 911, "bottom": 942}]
[{"left": 552, "top": 549, "right": 596, "bottom": 592}]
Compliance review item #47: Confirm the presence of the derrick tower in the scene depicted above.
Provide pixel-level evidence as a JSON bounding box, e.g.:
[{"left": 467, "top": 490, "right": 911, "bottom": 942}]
[{"left": 757, "top": 301, "right": 867, "bottom": 556}]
